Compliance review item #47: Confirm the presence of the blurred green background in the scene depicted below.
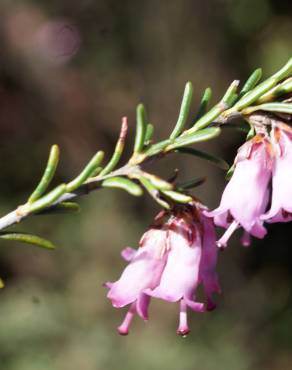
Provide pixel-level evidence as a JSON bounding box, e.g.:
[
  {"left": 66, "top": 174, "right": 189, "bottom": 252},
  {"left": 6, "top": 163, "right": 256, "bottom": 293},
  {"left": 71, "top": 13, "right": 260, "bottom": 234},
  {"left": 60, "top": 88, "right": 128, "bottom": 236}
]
[{"left": 0, "top": 1, "right": 292, "bottom": 369}]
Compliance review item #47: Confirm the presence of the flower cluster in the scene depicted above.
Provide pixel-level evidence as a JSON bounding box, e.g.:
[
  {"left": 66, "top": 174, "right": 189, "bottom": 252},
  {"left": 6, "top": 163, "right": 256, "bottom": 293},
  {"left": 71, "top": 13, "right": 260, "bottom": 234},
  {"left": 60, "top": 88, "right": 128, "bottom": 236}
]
[
  {"left": 106, "top": 121, "right": 292, "bottom": 336},
  {"left": 210, "top": 121, "right": 292, "bottom": 248},
  {"left": 106, "top": 203, "right": 220, "bottom": 336}
]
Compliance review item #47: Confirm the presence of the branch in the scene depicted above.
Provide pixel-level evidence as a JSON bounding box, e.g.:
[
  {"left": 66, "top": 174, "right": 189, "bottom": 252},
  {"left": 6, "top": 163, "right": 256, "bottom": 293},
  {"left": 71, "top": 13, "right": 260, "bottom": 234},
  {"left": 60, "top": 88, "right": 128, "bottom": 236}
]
[{"left": 0, "top": 57, "right": 291, "bottom": 248}]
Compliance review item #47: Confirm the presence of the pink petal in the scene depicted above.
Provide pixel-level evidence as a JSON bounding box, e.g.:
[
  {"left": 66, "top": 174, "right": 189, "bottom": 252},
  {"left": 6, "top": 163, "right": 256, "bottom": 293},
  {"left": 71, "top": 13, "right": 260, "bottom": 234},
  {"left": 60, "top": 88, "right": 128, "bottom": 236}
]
[
  {"left": 146, "top": 223, "right": 202, "bottom": 302},
  {"left": 184, "top": 298, "right": 205, "bottom": 312},
  {"left": 208, "top": 137, "right": 271, "bottom": 238},
  {"left": 107, "top": 228, "right": 167, "bottom": 307},
  {"left": 136, "top": 293, "right": 151, "bottom": 320},
  {"left": 262, "top": 128, "right": 292, "bottom": 223},
  {"left": 121, "top": 247, "right": 137, "bottom": 262}
]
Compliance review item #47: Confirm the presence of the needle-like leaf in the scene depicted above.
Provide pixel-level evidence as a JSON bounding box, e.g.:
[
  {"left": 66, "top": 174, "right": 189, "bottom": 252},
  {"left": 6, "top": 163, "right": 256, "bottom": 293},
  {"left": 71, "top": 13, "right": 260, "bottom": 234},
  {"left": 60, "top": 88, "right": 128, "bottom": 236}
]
[
  {"left": 28, "top": 144, "right": 60, "bottom": 203},
  {"left": 0, "top": 232, "right": 56, "bottom": 250},
  {"left": 102, "top": 177, "right": 143, "bottom": 196},
  {"left": 175, "top": 147, "right": 229, "bottom": 170},
  {"left": 170, "top": 82, "right": 193, "bottom": 139}
]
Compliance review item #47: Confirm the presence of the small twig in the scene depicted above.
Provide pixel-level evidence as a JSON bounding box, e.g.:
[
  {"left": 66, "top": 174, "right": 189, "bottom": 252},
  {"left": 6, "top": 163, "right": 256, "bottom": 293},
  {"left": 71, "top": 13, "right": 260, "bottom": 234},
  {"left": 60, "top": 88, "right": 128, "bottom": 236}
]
[
  {"left": 0, "top": 164, "right": 136, "bottom": 231},
  {"left": 0, "top": 58, "right": 290, "bottom": 236}
]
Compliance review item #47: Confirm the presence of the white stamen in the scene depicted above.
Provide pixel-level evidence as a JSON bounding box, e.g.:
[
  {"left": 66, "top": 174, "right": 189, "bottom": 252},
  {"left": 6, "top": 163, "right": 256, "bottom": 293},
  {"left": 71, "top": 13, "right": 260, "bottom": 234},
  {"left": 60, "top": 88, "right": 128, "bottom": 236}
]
[{"left": 216, "top": 220, "right": 239, "bottom": 249}]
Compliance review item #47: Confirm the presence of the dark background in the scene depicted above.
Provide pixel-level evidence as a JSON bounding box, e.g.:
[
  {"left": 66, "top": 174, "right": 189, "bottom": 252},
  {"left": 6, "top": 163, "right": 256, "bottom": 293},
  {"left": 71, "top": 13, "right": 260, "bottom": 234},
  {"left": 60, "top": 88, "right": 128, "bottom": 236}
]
[{"left": 0, "top": 1, "right": 292, "bottom": 369}]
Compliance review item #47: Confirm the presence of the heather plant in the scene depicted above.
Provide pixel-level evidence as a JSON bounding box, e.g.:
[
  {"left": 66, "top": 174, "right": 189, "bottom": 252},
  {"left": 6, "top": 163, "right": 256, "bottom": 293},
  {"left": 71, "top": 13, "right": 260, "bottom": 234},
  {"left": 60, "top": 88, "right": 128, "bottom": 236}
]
[{"left": 0, "top": 57, "right": 291, "bottom": 335}]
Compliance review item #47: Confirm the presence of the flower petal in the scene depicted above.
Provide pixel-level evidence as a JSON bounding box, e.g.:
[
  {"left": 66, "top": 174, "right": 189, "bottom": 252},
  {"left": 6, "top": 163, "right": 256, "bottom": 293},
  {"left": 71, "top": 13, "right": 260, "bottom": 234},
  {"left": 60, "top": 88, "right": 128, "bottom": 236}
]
[
  {"left": 263, "top": 126, "right": 292, "bottom": 223},
  {"left": 107, "top": 229, "right": 167, "bottom": 307},
  {"left": 208, "top": 136, "right": 271, "bottom": 238},
  {"left": 146, "top": 221, "right": 202, "bottom": 303},
  {"left": 136, "top": 293, "right": 151, "bottom": 320},
  {"left": 121, "top": 247, "right": 137, "bottom": 262}
]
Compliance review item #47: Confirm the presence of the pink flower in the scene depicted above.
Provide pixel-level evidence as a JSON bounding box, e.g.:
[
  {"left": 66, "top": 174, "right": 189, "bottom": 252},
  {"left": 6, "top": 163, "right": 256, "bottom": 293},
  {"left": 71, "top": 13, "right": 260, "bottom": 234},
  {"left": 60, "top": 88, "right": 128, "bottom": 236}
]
[
  {"left": 106, "top": 225, "right": 168, "bottom": 335},
  {"left": 262, "top": 123, "right": 292, "bottom": 223},
  {"left": 147, "top": 207, "right": 221, "bottom": 335},
  {"left": 207, "top": 134, "right": 273, "bottom": 248},
  {"left": 106, "top": 203, "right": 221, "bottom": 336}
]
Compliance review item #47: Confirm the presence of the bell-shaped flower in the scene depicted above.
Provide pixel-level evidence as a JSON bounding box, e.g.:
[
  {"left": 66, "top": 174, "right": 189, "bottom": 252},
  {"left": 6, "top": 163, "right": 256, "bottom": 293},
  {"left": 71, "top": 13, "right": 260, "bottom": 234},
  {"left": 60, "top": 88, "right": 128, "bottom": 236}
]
[
  {"left": 106, "top": 203, "right": 221, "bottom": 336},
  {"left": 106, "top": 226, "right": 168, "bottom": 335},
  {"left": 207, "top": 134, "right": 272, "bottom": 248},
  {"left": 145, "top": 216, "right": 204, "bottom": 335},
  {"left": 145, "top": 204, "right": 221, "bottom": 335},
  {"left": 262, "top": 123, "right": 292, "bottom": 223}
]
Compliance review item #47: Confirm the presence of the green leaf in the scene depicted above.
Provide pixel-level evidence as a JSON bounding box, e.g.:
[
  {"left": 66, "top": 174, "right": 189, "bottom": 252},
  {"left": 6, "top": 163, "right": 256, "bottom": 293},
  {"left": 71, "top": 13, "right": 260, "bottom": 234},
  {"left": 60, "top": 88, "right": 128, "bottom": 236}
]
[
  {"left": 28, "top": 144, "right": 60, "bottom": 203},
  {"left": 100, "top": 117, "right": 128, "bottom": 176},
  {"left": 175, "top": 147, "right": 229, "bottom": 170},
  {"left": 138, "top": 177, "right": 170, "bottom": 209},
  {"left": 166, "top": 127, "right": 221, "bottom": 150},
  {"left": 0, "top": 232, "right": 56, "bottom": 250},
  {"left": 188, "top": 105, "right": 223, "bottom": 134},
  {"left": 222, "top": 80, "right": 240, "bottom": 105},
  {"left": 144, "top": 123, "right": 154, "bottom": 145},
  {"left": 257, "top": 77, "right": 292, "bottom": 103},
  {"left": 272, "top": 57, "right": 292, "bottom": 80},
  {"left": 242, "top": 103, "right": 292, "bottom": 115},
  {"left": 90, "top": 166, "right": 103, "bottom": 177},
  {"left": 239, "top": 68, "right": 262, "bottom": 98},
  {"left": 134, "top": 104, "right": 147, "bottom": 153},
  {"left": 194, "top": 87, "right": 212, "bottom": 122},
  {"left": 66, "top": 151, "right": 104, "bottom": 192},
  {"left": 226, "top": 163, "right": 235, "bottom": 180},
  {"left": 27, "top": 184, "right": 67, "bottom": 214},
  {"left": 187, "top": 81, "right": 239, "bottom": 134},
  {"left": 139, "top": 173, "right": 173, "bottom": 190},
  {"left": 0, "top": 278, "right": 4, "bottom": 289},
  {"left": 38, "top": 202, "right": 80, "bottom": 215},
  {"left": 233, "top": 58, "right": 292, "bottom": 111},
  {"left": 162, "top": 190, "right": 192, "bottom": 203},
  {"left": 276, "top": 77, "right": 292, "bottom": 95},
  {"left": 102, "top": 177, "right": 143, "bottom": 196},
  {"left": 143, "top": 139, "right": 172, "bottom": 157},
  {"left": 170, "top": 82, "right": 193, "bottom": 139},
  {"left": 176, "top": 177, "right": 206, "bottom": 191}
]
